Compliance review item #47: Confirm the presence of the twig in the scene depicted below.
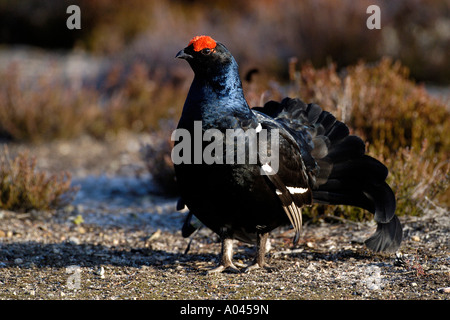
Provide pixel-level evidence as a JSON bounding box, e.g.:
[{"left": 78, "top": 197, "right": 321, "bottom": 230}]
[{"left": 272, "top": 248, "right": 304, "bottom": 257}]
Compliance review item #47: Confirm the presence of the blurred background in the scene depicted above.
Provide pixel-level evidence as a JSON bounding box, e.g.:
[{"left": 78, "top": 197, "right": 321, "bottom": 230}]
[
  {"left": 1, "top": 0, "right": 449, "bottom": 82},
  {"left": 0, "top": 0, "right": 448, "bottom": 218}
]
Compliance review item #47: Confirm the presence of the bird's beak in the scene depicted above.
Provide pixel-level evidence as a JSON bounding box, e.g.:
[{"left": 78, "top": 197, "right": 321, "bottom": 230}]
[{"left": 175, "top": 49, "right": 193, "bottom": 60}]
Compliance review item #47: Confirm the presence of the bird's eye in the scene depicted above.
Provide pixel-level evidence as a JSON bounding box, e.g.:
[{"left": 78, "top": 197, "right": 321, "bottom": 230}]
[{"left": 201, "top": 48, "right": 212, "bottom": 55}]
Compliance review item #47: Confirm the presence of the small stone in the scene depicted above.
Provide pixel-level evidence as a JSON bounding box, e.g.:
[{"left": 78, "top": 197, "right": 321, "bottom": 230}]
[
  {"left": 147, "top": 229, "right": 161, "bottom": 242},
  {"left": 68, "top": 236, "right": 80, "bottom": 245},
  {"left": 306, "top": 242, "right": 314, "bottom": 248},
  {"left": 411, "top": 236, "right": 420, "bottom": 242},
  {"left": 411, "top": 282, "right": 417, "bottom": 287},
  {"left": 94, "top": 266, "right": 105, "bottom": 278},
  {"left": 437, "top": 287, "right": 450, "bottom": 293},
  {"left": 64, "top": 205, "right": 75, "bottom": 214},
  {"left": 306, "top": 263, "right": 316, "bottom": 271},
  {"left": 14, "top": 258, "right": 23, "bottom": 264},
  {"left": 75, "top": 204, "right": 84, "bottom": 214}
]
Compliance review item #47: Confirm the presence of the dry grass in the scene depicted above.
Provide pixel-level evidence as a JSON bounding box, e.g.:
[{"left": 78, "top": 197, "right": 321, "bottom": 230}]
[
  {"left": 0, "top": 146, "right": 78, "bottom": 212},
  {"left": 296, "top": 58, "right": 449, "bottom": 160},
  {"left": 101, "top": 63, "right": 183, "bottom": 136},
  {"left": 0, "top": 63, "right": 101, "bottom": 142},
  {"left": 0, "top": 62, "right": 183, "bottom": 143},
  {"left": 381, "top": 142, "right": 449, "bottom": 216},
  {"left": 294, "top": 59, "right": 450, "bottom": 218}
]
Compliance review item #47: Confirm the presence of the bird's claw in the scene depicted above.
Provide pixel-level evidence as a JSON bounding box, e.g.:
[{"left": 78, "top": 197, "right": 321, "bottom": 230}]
[
  {"left": 243, "top": 262, "right": 262, "bottom": 273},
  {"left": 207, "top": 263, "right": 241, "bottom": 274}
]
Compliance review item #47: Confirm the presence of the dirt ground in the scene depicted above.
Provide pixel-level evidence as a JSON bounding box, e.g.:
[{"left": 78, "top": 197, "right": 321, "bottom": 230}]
[{"left": 0, "top": 134, "right": 449, "bottom": 300}]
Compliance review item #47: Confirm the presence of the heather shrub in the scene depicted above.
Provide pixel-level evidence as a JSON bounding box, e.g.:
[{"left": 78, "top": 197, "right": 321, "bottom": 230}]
[
  {"left": 0, "top": 146, "right": 79, "bottom": 212},
  {"left": 0, "top": 62, "right": 184, "bottom": 142},
  {"left": 0, "top": 64, "right": 102, "bottom": 142},
  {"left": 297, "top": 58, "right": 449, "bottom": 160},
  {"left": 140, "top": 120, "right": 178, "bottom": 196},
  {"left": 102, "top": 63, "right": 184, "bottom": 135},
  {"left": 317, "top": 143, "right": 450, "bottom": 222},
  {"left": 380, "top": 142, "right": 449, "bottom": 216},
  {"left": 292, "top": 58, "right": 449, "bottom": 219}
]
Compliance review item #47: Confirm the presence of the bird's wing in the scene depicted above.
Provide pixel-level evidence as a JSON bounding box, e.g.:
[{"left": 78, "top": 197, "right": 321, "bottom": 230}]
[{"left": 253, "top": 111, "right": 313, "bottom": 243}]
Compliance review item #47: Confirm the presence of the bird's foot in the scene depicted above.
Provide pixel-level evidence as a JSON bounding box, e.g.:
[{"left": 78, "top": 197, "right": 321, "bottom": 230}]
[
  {"left": 243, "top": 262, "right": 263, "bottom": 273},
  {"left": 207, "top": 262, "right": 240, "bottom": 274},
  {"left": 244, "top": 261, "right": 276, "bottom": 273},
  {"left": 207, "top": 237, "right": 241, "bottom": 274}
]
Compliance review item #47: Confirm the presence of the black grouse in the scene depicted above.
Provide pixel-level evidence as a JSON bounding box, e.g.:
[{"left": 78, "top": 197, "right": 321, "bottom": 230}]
[{"left": 174, "top": 35, "right": 402, "bottom": 273}]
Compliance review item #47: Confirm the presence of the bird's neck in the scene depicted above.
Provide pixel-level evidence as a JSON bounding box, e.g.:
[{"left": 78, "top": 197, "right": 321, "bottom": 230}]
[
  {"left": 196, "top": 59, "right": 246, "bottom": 103},
  {"left": 181, "top": 59, "right": 252, "bottom": 127}
]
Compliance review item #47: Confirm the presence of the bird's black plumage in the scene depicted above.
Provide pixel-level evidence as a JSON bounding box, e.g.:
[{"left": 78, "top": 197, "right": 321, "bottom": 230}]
[{"left": 174, "top": 36, "right": 402, "bottom": 273}]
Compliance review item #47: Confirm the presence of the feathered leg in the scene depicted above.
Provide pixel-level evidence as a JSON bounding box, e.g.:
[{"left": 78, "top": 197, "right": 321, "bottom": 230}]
[
  {"left": 245, "top": 232, "right": 269, "bottom": 273},
  {"left": 207, "top": 237, "right": 240, "bottom": 274}
]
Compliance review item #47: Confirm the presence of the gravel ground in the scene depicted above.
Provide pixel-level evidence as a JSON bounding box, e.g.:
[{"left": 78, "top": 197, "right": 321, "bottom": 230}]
[{"left": 0, "top": 134, "right": 449, "bottom": 300}]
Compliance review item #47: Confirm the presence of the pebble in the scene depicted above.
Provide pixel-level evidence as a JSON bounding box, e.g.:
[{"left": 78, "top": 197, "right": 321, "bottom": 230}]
[
  {"left": 14, "top": 258, "right": 23, "bottom": 264},
  {"left": 94, "top": 266, "right": 105, "bottom": 278},
  {"left": 68, "top": 236, "right": 80, "bottom": 245},
  {"left": 147, "top": 229, "right": 161, "bottom": 242},
  {"left": 411, "top": 236, "right": 420, "bottom": 242},
  {"left": 306, "top": 263, "right": 317, "bottom": 271},
  {"left": 437, "top": 287, "right": 450, "bottom": 293}
]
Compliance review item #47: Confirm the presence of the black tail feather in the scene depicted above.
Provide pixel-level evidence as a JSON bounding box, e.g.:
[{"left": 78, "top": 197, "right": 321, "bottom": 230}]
[
  {"left": 365, "top": 215, "right": 403, "bottom": 253},
  {"left": 256, "top": 98, "right": 402, "bottom": 253},
  {"left": 364, "top": 182, "right": 396, "bottom": 224},
  {"left": 311, "top": 105, "right": 402, "bottom": 252},
  {"left": 326, "top": 136, "right": 365, "bottom": 162},
  {"left": 328, "top": 156, "right": 388, "bottom": 183}
]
